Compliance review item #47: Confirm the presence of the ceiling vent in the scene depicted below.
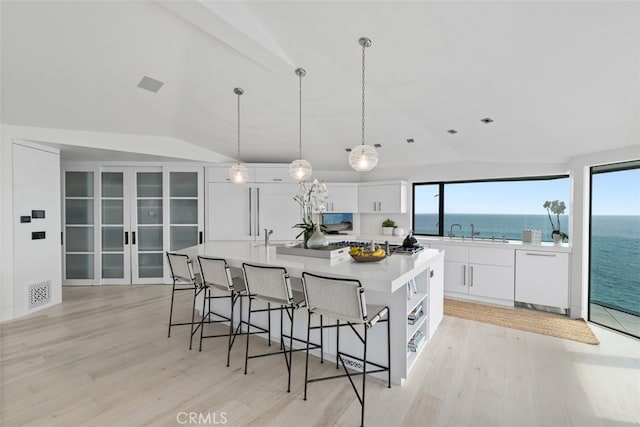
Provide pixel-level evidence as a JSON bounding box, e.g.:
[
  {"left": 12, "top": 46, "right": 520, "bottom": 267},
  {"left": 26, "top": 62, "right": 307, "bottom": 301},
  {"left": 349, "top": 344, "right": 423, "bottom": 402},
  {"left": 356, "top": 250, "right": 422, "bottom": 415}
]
[{"left": 137, "top": 76, "right": 164, "bottom": 93}]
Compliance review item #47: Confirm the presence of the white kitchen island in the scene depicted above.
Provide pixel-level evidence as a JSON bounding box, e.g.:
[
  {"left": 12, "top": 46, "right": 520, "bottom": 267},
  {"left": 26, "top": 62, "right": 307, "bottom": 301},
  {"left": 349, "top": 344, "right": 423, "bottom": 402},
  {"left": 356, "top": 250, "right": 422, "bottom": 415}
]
[{"left": 181, "top": 241, "right": 444, "bottom": 384}]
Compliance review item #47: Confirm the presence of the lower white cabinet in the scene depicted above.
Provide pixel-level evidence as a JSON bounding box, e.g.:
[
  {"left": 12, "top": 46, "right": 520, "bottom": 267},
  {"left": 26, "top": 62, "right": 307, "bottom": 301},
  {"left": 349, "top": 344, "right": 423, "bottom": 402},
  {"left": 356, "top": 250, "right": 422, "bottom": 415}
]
[
  {"left": 515, "top": 250, "right": 569, "bottom": 309},
  {"left": 432, "top": 243, "right": 515, "bottom": 305}
]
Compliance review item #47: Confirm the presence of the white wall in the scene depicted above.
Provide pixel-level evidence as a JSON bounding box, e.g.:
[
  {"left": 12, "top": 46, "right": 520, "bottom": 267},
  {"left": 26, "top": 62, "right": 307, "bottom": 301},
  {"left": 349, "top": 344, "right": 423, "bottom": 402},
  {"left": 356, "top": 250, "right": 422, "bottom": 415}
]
[
  {"left": 0, "top": 131, "right": 62, "bottom": 321},
  {"left": 0, "top": 126, "right": 15, "bottom": 320}
]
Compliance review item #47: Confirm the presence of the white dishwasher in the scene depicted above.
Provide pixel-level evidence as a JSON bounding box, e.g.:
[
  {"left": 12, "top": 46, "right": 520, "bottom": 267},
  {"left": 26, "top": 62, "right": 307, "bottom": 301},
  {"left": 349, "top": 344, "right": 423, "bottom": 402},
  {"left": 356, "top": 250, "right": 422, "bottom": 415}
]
[{"left": 515, "top": 250, "right": 569, "bottom": 310}]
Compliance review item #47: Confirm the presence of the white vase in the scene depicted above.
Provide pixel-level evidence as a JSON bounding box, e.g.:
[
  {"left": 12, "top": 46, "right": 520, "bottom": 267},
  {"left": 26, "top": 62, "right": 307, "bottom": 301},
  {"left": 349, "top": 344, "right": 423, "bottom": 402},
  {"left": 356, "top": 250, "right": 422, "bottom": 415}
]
[
  {"left": 552, "top": 232, "right": 563, "bottom": 245},
  {"left": 307, "top": 224, "right": 329, "bottom": 249},
  {"left": 382, "top": 227, "right": 394, "bottom": 235},
  {"left": 393, "top": 227, "right": 404, "bottom": 236}
]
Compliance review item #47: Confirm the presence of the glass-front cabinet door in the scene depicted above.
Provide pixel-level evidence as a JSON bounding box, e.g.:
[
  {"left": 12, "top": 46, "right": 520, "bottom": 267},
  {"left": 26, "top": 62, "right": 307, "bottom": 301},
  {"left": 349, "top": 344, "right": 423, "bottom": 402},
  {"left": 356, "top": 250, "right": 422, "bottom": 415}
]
[
  {"left": 132, "top": 170, "right": 165, "bottom": 283},
  {"left": 64, "top": 170, "right": 97, "bottom": 284},
  {"left": 100, "top": 170, "right": 131, "bottom": 284},
  {"left": 168, "top": 170, "right": 203, "bottom": 251}
]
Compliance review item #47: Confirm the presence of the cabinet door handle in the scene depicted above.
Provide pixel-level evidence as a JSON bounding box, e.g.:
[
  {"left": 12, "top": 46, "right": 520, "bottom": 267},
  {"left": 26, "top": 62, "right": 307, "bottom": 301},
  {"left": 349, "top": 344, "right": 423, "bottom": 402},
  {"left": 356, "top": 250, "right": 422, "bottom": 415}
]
[
  {"left": 248, "top": 187, "right": 252, "bottom": 236},
  {"left": 462, "top": 265, "right": 466, "bottom": 286},
  {"left": 125, "top": 231, "right": 129, "bottom": 245},
  {"left": 199, "top": 231, "right": 203, "bottom": 244},
  {"left": 373, "top": 202, "right": 377, "bottom": 211},
  {"left": 132, "top": 231, "right": 136, "bottom": 245},
  {"left": 525, "top": 252, "right": 557, "bottom": 257},
  {"left": 378, "top": 201, "right": 382, "bottom": 211},
  {"left": 469, "top": 265, "right": 474, "bottom": 287},
  {"left": 256, "top": 187, "right": 260, "bottom": 235},
  {"left": 61, "top": 231, "right": 64, "bottom": 246}
]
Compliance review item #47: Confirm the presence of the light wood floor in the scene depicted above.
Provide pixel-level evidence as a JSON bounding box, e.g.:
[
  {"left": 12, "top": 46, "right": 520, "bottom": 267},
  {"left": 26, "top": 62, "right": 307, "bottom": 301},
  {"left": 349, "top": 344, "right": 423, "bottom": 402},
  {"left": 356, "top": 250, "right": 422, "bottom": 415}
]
[{"left": 1, "top": 285, "right": 639, "bottom": 427}]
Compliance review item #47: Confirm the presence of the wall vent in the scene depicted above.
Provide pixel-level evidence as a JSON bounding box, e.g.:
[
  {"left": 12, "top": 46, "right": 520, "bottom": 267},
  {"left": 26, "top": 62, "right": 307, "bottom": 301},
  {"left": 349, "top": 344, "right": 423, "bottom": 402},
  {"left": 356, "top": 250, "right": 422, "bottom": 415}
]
[{"left": 28, "top": 280, "right": 51, "bottom": 310}]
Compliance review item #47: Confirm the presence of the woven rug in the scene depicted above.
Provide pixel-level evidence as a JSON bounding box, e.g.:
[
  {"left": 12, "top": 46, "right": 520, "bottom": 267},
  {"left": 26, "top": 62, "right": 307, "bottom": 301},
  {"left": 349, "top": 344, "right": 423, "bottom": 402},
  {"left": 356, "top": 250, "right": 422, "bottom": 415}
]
[{"left": 444, "top": 298, "right": 600, "bottom": 345}]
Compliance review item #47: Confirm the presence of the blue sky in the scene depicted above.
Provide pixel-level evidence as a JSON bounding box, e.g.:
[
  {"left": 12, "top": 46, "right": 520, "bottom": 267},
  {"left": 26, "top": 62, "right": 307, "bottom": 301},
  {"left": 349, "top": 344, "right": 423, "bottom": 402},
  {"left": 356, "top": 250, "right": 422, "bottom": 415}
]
[
  {"left": 414, "top": 169, "right": 640, "bottom": 215},
  {"left": 592, "top": 168, "right": 640, "bottom": 215}
]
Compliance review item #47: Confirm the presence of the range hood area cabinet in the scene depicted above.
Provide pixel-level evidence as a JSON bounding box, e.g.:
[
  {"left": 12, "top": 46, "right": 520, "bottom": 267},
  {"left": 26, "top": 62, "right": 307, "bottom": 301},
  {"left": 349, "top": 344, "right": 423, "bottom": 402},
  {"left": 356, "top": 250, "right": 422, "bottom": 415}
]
[
  {"left": 358, "top": 180, "right": 407, "bottom": 213},
  {"left": 205, "top": 166, "right": 301, "bottom": 242},
  {"left": 317, "top": 183, "right": 358, "bottom": 213}
]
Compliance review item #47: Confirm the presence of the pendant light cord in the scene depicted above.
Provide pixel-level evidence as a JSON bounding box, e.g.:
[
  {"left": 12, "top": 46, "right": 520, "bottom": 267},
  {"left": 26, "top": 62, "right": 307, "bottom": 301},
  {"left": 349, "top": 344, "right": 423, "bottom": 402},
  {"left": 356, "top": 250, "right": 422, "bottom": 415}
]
[
  {"left": 237, "top": 91, "right": 241, "bottom": 163},
  {"left": 299, "top": 71, "right": 303, "bottom": 159},
  {"left": 361, "top": 39, "right": 366, "bottom": 147}
]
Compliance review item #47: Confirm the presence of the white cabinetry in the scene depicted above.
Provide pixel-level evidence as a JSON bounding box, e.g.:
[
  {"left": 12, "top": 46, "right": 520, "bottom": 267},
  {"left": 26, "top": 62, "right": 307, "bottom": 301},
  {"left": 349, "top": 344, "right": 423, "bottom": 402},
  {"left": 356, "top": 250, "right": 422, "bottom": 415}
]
[
  {"left": 206, "top": 166, "right": 300, "bottom": 242},
  {"left": 358, "top": 181, "right": 407, "bottom": 213},
  {"left": 405, "top": 253, "right": 444, "bottom": 373},
  {"left": 62, "top": 164, "right": 203, "bottom": 285},
  {"left": 515, "top": 250, "right": 569, "bottom": 309},
  {"left": 323, "top": 183, "right": 358, "bottom": 213},
  {"left": 432, "top": 243, "right": 514, "bottom": 305}
]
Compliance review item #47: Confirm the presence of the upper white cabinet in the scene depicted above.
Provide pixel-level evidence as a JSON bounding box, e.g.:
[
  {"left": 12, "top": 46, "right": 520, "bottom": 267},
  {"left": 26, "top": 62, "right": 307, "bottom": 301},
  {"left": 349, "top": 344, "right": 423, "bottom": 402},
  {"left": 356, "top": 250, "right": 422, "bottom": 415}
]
[
  {"left": 358, "top": 181, "right": 407, "bottom": 213},
  {"left": 515, "top": 250, "right": 569, "bottom": 309},
  {"left": 322, "top": 183, "right": 358, "bottom": 213},
  {"left": 206, "top": 166, "right": 300, "bottom": 242}
]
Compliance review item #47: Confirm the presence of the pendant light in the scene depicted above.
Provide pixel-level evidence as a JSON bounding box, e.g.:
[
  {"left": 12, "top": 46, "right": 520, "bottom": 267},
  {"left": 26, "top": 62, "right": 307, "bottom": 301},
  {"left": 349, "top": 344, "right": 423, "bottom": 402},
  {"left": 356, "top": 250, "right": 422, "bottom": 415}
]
[
  {"left": 228, "top": 87, "right": 249, "bottom": 184},
  {"left": 289, "top": 67, "right": 313, "bottom": 182},
  {"left": 349, "top": 37, "right": 379, "bottom": 172}
]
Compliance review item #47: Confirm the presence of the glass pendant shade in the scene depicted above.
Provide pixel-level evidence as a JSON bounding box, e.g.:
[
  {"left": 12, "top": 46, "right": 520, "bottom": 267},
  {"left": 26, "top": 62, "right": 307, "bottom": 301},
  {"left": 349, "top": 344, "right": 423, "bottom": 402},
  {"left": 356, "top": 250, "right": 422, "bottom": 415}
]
[
  {"left": 228, "top": 163, "right": 249, "bottom": 184},
  {"left": 289, "top": 159, "right": 312, "bottom": 181},
  {"left": 349, "top": 144, "right": 379, "bottom": 172}
]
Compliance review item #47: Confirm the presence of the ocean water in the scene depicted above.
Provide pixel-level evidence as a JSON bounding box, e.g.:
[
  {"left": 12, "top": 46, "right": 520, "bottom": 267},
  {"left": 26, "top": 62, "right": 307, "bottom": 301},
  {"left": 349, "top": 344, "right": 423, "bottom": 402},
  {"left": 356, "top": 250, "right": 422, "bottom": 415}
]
[{"left": 414, "top": 213, "right": 640, "bottom": 316}]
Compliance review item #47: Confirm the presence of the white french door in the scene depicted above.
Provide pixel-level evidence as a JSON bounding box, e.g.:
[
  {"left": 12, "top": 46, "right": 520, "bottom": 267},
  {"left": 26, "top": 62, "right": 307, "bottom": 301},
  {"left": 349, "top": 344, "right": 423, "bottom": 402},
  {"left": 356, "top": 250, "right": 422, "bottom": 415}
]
[{"left": 100, "top": 167, "right": 165, "bottom": 284}]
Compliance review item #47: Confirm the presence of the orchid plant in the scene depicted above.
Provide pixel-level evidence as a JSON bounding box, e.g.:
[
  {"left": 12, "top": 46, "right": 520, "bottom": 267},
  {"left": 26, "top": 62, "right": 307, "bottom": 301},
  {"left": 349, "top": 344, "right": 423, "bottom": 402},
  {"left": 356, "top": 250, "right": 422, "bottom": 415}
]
[
  {"left": 543, "top": 200, "right": 568, "bottom": 241},
  {"left": 293, "top": 179, "right": 329, "bottom": 239}
]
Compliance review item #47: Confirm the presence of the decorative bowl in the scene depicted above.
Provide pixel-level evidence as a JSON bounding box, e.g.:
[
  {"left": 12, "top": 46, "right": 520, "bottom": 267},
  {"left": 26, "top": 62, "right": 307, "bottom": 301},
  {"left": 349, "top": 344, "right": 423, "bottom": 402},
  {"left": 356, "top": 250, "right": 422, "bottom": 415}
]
[{"left": 350, "top": 254, "right": 386, "bottom": 263}]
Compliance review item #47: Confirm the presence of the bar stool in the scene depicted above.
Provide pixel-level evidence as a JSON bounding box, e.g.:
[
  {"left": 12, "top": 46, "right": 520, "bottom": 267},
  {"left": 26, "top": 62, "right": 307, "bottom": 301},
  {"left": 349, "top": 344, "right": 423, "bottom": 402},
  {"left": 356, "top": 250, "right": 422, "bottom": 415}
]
[
  {"left": 196, "top": 256, "right": 249, "bottom": 367},
  {"left": 301, "top": 272, "right": 391, "bottom": 427},
  {"left": 241, "top": 263, "right": 316, "bottom": 392},
  {"left": 166, "top": 252, "right": 204, "bottom": 350}
]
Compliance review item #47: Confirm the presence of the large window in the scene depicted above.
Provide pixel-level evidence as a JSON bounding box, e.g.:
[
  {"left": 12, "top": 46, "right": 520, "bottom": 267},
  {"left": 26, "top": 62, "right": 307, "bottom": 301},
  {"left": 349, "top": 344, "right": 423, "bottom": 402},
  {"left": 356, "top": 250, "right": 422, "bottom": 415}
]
[
  {"left": 413, "top": 176, "right": 569, "bottom": 242},
  {"left": 589, "top": 161, "right": 640, "bottom": 338}
]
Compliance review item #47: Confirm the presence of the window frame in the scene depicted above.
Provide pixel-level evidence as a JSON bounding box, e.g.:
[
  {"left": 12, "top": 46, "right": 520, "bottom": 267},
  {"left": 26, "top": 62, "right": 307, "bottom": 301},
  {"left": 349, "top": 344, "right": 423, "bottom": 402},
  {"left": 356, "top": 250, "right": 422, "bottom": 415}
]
[{"left": 412, "top": 174, "right": 570, "bottom": 237}]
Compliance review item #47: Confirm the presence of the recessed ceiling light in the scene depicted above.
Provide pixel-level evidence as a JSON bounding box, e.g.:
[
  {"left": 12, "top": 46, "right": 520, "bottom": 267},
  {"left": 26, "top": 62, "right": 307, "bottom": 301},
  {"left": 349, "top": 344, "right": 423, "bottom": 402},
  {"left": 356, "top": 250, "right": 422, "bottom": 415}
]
[
  {"left": 406, "top": 138, "right": 415, "bottom": 143},
  {"left": 374, "top": 143, "right": 382, "bottom": 148},
  {"left": 137, "top": 75, "right": 164, "bottom": 93},
  {"left": 447, "top": 129, "right": 458, "bottom": 134},
  {"left": 480, "top": 117, "right": 494, "bottom": 124},
  {"left": 345, "top": 148, "right": 352, "bottom": 153}
]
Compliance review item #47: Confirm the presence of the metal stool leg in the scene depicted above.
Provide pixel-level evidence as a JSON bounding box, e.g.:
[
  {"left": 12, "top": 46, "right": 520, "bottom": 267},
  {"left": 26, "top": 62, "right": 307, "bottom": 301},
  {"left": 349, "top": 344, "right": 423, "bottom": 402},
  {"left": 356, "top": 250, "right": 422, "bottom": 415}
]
[{"left": 244, "top": 297, "right": 252, "bottom": 375}]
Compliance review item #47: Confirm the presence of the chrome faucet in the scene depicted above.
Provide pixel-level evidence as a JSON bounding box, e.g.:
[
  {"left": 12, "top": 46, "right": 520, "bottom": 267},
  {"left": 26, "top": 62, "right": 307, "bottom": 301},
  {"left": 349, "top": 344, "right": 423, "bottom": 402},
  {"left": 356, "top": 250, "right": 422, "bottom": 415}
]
[
  {"left": 264, "top": 228, "right": 273, "bottom": 246},
  {"left": 449, "top": 223, "right": 462, "bottom": 238},
  {"left": 470, "top": 223, "right": 480, "bottom": 240}
]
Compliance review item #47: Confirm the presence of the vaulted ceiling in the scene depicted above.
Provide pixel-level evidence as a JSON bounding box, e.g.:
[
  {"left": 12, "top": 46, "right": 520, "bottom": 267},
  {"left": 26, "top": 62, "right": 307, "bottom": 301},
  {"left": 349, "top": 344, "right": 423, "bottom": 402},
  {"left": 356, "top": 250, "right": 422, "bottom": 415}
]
[{"left": 1, "top": 1, "right": 638, "bottom": 170}]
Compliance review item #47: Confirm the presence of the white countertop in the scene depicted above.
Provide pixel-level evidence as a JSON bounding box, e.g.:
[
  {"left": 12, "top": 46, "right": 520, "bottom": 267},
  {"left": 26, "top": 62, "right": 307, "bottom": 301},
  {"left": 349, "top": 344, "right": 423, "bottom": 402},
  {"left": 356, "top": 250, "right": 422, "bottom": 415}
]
[
  {"left": 327, "top": 233, "right": 571, "bottom": 253},
  {"left": 181, "top": 241, "right": 444, "bottom": 294}
]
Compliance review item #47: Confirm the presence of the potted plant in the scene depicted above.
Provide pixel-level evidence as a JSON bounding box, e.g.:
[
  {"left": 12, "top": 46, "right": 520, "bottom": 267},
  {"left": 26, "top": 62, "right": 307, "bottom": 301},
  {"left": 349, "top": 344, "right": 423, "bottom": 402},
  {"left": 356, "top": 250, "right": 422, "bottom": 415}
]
[
  {"left": 543, "top": 200, "right": 568, "bottom": 244},
  {"left": 293, "top": 179, "right": 329, "bottom": 248},
  {"left": 382, "top": 218, "right": 396, "bottom": 235}
]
